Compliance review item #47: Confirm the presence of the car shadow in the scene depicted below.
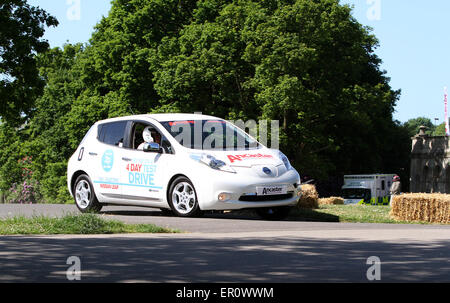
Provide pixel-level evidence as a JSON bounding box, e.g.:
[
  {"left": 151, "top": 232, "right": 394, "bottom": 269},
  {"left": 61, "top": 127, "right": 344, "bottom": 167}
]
[
  {"left": 100, "top": 208, "right": 340, "bottom": 222},
  {"left": 101, "top": 209, "right": 167, "bottom": 217}
]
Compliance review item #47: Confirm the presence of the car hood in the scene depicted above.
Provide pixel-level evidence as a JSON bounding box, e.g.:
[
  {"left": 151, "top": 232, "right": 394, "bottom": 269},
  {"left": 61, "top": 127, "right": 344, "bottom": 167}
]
[{"left": 192, "top": 149, "right": 284, "bottom": 167}]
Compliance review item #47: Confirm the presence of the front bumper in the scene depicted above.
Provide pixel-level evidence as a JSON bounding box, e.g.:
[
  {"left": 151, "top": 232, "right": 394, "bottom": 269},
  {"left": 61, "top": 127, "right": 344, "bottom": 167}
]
[{"left": 194, "top": 166, "right": 301, "bottom": 210}]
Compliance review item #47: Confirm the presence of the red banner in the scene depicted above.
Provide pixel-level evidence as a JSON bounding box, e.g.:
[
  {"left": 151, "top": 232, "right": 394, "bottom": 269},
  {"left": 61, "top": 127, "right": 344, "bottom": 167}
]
[{"left": 445, "top": 87, "right": 449, "bottom": 136}]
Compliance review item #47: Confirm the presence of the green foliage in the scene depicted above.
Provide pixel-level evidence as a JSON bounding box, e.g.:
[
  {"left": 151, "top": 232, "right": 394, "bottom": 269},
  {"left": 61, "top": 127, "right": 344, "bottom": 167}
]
[
  {"left": 403, "top": 120, "right": 448, "bottom": 137},
  {"left": 3, "top": 156, "right": 42, "bottom": 204},
  {"left": 403, "top": 117, "right": 435, "bottom": 137},
  {"left": 0, "top": 123, "right": 24, "bottom": 190},
  {"left": 153, "top": 0, "right": 405, "bottom": 180},
  {"left": 290, "top": 205, "right": 427, "bottom": 224},
  {"left": 432, "top": 122, "right": 446, "bottom": 136},
  {"left": 5, "top": 179, "right": 42, "bottom": 204},
  {"left": 0, "top": 0, "right": 58, "bottom": 124},
  {"left": 0, "top": 214, "right": 178, "bottom": 235},
  {"left": 0, "top": 0, "right": 411, "bottom": 201},
  {"left": 0, "top": 44, "right": 85, "bottom": 203}
]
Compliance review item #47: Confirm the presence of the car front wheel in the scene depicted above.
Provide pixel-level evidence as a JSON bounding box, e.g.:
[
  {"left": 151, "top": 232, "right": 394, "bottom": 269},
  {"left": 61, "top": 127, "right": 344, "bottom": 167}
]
[
  {"left": 168, "top": 177, "right": 202, "bottom": 217},
  {"left": 73, "top": 174, "right": 102, "bottom": 213}
]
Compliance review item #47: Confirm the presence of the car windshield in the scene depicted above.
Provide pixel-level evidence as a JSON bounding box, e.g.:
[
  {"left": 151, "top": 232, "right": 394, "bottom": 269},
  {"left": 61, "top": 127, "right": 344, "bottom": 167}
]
[
  {"left": 343, "top": 188, "right": 371, "bottom": 201},
  {"left": 160, "top": 120, "right": 261, "bottom": 150}
]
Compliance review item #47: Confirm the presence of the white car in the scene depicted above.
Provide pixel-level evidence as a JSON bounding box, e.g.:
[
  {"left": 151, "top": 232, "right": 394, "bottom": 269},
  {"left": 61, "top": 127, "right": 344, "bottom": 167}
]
[{"left": 67, "top": 114, "right": 302, "bottom": 220}]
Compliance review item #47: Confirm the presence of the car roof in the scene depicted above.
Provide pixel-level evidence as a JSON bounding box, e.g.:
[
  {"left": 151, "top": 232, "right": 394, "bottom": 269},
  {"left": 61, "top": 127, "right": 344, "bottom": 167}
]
[
  {"left": 148, "top": 113, "right": 222, "bottom": 122},
  {"left": 96, "top": 113, "right": 223, "bottom": 124}
]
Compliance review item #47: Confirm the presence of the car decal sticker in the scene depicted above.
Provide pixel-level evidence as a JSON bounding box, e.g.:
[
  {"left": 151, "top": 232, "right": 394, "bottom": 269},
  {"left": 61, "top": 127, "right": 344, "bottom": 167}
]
[
  {"left": 93, "top": 181, "right": 162, "bottom": 190},
  {"left": 99, "top": 183, "right": 119, "bottom": 190},
  {"left": 95, "top": 177, "right": 120, "bottom": 190},
  {"left": 95, "top": 157, "right": 163, "bottom": 190},
  {"left": 101, "top": 150, "right": 114, "bottom": 172},
  {"left": 227, "top": 153, "right": 273, "bottom": 163},
  {"left": 125, "top": 158, "right": 161, "bottom": 189}
]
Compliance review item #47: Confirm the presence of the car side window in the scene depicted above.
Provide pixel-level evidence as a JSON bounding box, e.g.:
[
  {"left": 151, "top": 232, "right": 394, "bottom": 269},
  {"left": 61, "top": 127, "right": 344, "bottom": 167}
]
[
  {"left": 161, "top": 136, "right": 174, "bottom": 154},
  {"left": 131, "top": 122, "right": 174, "bottom": 154},
  {"left": 132, "top": 123, "right": 147, "bottom": 149},
  {"left": 97, "top": 121, "right": 127, "bottom": 147}
]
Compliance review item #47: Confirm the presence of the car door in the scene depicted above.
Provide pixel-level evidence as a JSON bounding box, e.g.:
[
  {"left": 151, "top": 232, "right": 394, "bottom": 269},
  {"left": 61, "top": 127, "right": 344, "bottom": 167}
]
[
  {"left": 120, "top": 121, "right": 173, "bottom": 203},
  {"left": 89, "top": 120, "right": 127, "bottom": 200}
]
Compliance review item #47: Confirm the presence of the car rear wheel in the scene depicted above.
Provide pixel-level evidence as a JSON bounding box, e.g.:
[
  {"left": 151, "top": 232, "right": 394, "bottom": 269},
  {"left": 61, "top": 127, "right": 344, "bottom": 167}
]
[
  {"left": 73, "top": 174, "right": 102, "bottom": 213},
  {"left": 168, "top": 177, "right": 202, "bottom": 217},
  {"left": 255, "top": 206, "right": 292, "bottom": 221}
]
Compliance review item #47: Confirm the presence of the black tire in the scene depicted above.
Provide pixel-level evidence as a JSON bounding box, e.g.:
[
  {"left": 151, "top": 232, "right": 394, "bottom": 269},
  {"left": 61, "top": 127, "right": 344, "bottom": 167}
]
[
  {"left": 168, "top": 176, "right": 203, "bottom": 217},
  {"left": 256, "top": 206, "right": 292, "bottom": 221},
  {"left": 73, "top": 174, "right": 102, "bottom": 213}
]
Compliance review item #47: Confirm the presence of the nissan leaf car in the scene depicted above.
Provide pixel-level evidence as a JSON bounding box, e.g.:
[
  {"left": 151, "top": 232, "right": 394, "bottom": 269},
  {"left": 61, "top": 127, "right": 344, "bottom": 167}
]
[{"left": 67, "top": 114, "right": 302, "bottom": 220}]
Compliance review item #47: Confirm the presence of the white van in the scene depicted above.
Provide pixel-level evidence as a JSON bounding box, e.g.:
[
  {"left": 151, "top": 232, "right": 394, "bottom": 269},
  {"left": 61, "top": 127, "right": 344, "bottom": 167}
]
[
  {"left": 342, "top": 174, "right": 395, "bottom": 205},
  {"left": 67, "top": 114, "right": 302, "bottom": 219}
]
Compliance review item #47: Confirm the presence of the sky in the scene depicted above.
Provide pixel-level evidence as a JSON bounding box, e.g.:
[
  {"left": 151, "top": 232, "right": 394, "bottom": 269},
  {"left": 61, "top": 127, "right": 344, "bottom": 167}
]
[
  {"left": 28, "top": 0, "right": 450, "bottom": 124},
  {"left": 341, "top": 0, "right": 450, "bottom": 124},
  {"left": 27, "top": 0, "right": 112, "bottom": 46}
]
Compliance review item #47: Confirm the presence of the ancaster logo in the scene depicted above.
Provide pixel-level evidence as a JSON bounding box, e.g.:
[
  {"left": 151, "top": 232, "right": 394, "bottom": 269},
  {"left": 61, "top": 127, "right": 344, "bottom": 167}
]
[{"left": 102, "top": 150, "right": 114, "bottom": 172}]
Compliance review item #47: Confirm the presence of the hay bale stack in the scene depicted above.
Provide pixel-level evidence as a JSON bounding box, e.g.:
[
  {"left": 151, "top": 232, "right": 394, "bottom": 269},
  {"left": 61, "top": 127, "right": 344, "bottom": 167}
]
[
  {"left": 390, "top": 194, "right": 450, "bottom": 224},
  {"left": 319, "top": 197, "right": 345, "bottom": 205},
  {"left": 298, "top": 184, "right": 319, "bottom": 209}
]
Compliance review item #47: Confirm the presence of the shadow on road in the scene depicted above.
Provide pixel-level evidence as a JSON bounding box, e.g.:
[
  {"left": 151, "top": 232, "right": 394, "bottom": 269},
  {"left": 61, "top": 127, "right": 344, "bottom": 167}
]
[
  {"left": 101, "top": 209, "right": 168, "bottom": 217},
  {"left": 100, "top": 208, "right": 340, "bottom": 223},
  {"left": 0, "top": 235, "right": 448, "bottom": 283}
]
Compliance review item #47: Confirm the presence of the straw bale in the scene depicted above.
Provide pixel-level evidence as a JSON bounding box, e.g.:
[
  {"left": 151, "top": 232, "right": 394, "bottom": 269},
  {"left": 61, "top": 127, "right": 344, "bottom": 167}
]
[
  {"left": 298, "top": 184, "right": 319, "bottom": 209},
  {"left": 319, "top": 197, "right": 345, "bottom": 205},
  {"left": 390, "top": 193, "right": 450, "bottom": 224}
]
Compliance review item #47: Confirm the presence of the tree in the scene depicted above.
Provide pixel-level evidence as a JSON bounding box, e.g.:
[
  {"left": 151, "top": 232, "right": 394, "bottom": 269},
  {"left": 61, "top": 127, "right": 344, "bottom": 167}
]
[
  {"left": 0, "top": 0, "right": 409, "bottom": 201},
  {"left": 76, "top": 0, "right": 199, "bottom": 116},
  {"left": 0, "top": 0, "right": 58, "bottom": 124},
  {"left": 403, "top": 117, "right": 435, "bottom": 137},
  {"left": 433, "top": 122, "right": 446, "bottom": 136},
  {"left": 0, "top": 44, "right": 87, "bottom": 202},
  {"left": 154, "top": 0, "right": 402, "bottom": 182}
]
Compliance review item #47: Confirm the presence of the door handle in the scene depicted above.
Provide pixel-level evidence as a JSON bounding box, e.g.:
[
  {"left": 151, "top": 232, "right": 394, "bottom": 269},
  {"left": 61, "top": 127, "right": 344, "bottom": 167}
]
[{"left": 122, "top": 157, "right": 132, "bottom": 162}]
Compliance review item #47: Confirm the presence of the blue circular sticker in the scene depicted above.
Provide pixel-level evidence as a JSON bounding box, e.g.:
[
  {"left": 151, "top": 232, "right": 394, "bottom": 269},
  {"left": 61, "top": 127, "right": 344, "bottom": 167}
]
[{"left": 102, "top": 150, "right": 114, "bottom": 172}]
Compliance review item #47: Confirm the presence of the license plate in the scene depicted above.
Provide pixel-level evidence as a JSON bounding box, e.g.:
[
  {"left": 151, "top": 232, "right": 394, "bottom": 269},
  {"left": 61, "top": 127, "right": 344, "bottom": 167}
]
[{"left": 256, "top": 186, "right": 287, "bottom": 196}]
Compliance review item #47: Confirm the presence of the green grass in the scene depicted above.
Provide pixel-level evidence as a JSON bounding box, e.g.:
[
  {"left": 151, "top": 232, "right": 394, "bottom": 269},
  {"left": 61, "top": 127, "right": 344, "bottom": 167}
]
[
  {"left": 290, "top": 204, "right": 429, "bottom": 224},
  {"left": 0, "top": 214, "right": 180, "bottom": 235}
]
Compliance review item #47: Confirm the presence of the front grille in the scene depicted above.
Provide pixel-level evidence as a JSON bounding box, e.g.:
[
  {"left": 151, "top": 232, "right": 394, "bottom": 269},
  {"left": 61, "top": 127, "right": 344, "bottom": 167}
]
[{"left": 239, "top": 192, "right": 294, "bottom": 202}]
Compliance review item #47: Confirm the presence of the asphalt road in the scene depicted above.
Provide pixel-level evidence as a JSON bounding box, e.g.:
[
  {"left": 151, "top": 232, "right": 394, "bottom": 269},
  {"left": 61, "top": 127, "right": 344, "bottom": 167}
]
[{"left": 0, "top": 204, "right": 449, "bottom": 283}]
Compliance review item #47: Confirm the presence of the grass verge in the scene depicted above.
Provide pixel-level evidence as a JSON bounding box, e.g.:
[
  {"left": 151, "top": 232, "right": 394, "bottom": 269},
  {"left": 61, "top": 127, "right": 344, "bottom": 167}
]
[
  {"left": 0, "top": 214, "right": 179, "bottom": 235},
  {"left": 290, "top": 204, "right": 430, "bottom": 224}
]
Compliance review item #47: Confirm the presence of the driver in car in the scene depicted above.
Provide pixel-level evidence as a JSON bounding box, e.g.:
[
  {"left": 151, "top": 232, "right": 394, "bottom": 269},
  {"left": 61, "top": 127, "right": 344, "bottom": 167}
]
[{"left": 138, "top": 126, "right": 154, "bottom": 150}]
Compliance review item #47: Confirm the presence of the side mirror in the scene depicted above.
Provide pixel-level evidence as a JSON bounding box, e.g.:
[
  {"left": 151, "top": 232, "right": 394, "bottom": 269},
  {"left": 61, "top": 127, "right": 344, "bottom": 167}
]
[{"left": 143, "top": 142, "right": 162, "bottom": 153}]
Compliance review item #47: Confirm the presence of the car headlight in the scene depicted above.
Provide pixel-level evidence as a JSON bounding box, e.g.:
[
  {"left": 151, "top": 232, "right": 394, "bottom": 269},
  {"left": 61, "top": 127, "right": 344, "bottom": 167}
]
[
  {"left": 278, "top": 151, "right": 292, "bottom": 170},
  {"left": 190, "top": 153, "right": 236, "bottom": 173}
]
